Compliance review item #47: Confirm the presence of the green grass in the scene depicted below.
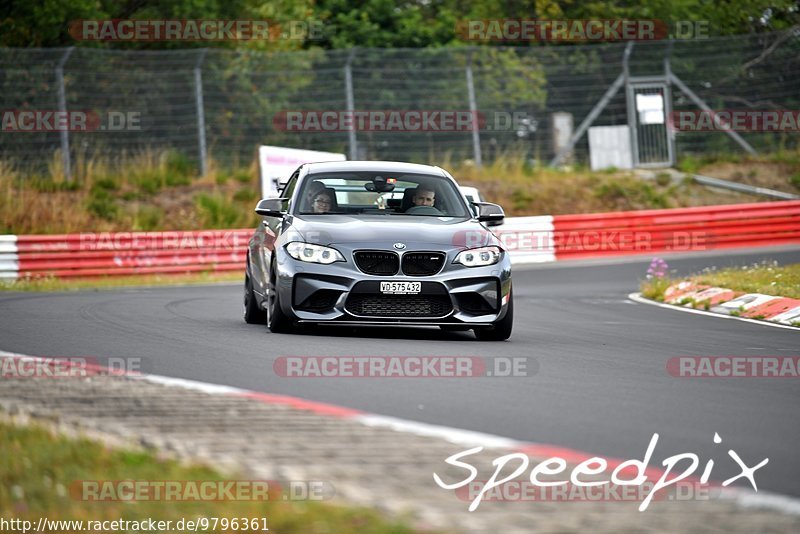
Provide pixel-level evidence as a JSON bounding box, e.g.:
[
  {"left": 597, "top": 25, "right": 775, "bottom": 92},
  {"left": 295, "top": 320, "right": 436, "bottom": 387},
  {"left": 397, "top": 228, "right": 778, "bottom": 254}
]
[
  {"left": 0, "top": 420, "right": 417, "bottom": 533},
  {"left": 639, "top": 275, "right": 673, "bottom": 302},
  {"left": 0, "top": 272, "right": 243, "bottom": 292},
  {"left": 640, "top": 261, "right": 800, "bottom": 301},
  {"left": 195, "top": 193, "right": 255, "bottom": 228},
  {"left": 692, "top": 261, "right": 800, "bottom": 299},
  {"left": 3, "top": 149, "right": 798, "bottom": 235},
  {"left": 790, "top": 172, "right": 800, "bottom": 190}
]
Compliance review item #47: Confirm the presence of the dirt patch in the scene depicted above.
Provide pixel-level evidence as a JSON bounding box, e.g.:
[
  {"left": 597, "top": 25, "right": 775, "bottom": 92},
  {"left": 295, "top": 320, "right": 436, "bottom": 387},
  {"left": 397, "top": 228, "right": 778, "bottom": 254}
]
[{"left": 698, "top": 161, "right": 800, "bottom": 193}]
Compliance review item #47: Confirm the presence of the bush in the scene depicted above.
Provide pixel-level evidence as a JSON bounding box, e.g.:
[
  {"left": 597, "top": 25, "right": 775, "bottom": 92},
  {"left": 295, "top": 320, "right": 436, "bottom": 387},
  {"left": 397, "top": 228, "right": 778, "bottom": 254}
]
[
  {"left": 195, "top": 193, "right": 253, "bottom": 228},
  {"left": 510, "top": 187, "right": 535, "bottom": 212},
  {"left": 233, "top": 187, "right": 258, "bottom": 202},
  {"left": 233, "top": 169, "right": 253, "bottom": 184},
  {"left": 133, "top": 205, "right": 164, "bottom": 231},
  {"left": 677, "top": 155, "right": 700, "bottom": 174},
  {"left": 655, "top": 173, "right": 672, "bottom": 187},
  {"left": 87, "top": 189, "right": 119, "bottom": 221}
]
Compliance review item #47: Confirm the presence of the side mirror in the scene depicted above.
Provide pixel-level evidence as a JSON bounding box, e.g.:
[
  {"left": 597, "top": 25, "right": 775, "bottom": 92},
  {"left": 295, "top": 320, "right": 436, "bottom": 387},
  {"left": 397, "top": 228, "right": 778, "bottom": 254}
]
[
  {"left": 255, "top": 198, "right": 287, "bottom": 217},
  {"left": 474, "top": 202, "right": 504, "bottom": 226}
]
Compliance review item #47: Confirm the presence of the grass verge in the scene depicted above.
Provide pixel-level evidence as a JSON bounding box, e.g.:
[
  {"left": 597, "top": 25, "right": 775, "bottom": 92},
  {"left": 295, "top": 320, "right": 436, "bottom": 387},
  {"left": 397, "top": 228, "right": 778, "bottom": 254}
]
[
  {"left": 4, "top": 149, "right": 800, "bottom": 234},
  {"left": 0, "top": 272, "right": 242, "bottom": 292},
  {"left": 640, "top": 261, "right": 800, "bottom": 301},
  {"left": 0, "top": 419, "right": 416, "bottom": 533}
]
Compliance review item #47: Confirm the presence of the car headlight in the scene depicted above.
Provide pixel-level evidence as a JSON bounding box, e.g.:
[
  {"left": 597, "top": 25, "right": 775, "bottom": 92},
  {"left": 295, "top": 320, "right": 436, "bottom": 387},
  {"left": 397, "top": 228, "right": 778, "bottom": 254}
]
[
  {"left": 286, "top": 242, "right": 345, "bottom": 264},
  {"left": 454, "top": 246, "right": 502, "bottom": 267}
]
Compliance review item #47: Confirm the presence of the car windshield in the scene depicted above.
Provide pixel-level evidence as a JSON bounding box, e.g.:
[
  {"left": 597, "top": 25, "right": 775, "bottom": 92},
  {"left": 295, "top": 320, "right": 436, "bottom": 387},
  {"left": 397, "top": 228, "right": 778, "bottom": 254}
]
[{"left": 295, "top": 172, "right": 470, "bottom": 218}]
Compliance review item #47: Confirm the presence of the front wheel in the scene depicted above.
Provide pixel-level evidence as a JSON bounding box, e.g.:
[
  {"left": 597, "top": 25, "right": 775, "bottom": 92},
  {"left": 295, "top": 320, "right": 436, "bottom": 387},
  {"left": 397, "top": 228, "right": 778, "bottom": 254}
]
[
  {"left": 474, "top": 291, "right": 513, "bottom": 341},
  {"left": 267, "top": 262, "right": 293, "bottom": 334},
  {"left": 243, "top": 273, "right": 268, "bottom": 324}
]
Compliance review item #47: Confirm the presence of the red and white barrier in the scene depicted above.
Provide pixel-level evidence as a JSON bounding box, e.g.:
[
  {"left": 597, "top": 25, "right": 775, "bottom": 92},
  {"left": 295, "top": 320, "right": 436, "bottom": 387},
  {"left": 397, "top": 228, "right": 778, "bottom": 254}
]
[
  {"left": 1, "top": 201, "right": 799, "bottom": 279},
  {"left": 0, "top": 230, "right": 251, "bottom": 279},
  {"left": 549, "top": 200, "right": 800, "bottom": 261},
  {"left": 0, "top": 235, "right": 19, "bottom": 279}
]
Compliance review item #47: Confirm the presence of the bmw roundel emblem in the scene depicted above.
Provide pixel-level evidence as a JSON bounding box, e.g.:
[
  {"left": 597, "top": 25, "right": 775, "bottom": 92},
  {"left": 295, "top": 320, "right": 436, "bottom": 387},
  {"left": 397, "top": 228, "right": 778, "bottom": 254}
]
[{"left": 393, "top": 242, "right": 406, "bottom": 250}]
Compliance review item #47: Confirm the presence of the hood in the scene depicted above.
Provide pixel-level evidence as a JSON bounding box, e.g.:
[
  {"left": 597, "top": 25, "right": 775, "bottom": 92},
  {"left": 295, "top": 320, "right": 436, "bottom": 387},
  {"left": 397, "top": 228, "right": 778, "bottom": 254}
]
[{"left": 289, "top": 214, "right": 497, "bottom": 248}]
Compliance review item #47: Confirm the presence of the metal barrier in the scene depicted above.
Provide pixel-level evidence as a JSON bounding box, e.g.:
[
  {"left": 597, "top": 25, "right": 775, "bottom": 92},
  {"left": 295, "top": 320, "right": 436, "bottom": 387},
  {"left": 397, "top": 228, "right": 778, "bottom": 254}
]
[
  {"left": 0, "top": 230, "right": 250, "bottom": 279},
  {"left": 551, "top": 201, "right": 800, "bottom": 260},
  {"left": 1, "top": 201, "right": 799, "bottom": 279}
]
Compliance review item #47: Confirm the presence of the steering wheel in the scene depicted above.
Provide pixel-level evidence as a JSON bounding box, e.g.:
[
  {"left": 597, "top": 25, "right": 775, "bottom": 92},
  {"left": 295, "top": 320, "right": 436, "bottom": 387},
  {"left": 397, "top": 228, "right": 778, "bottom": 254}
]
[{"left": 404, "top": 205, "right": 443, "bottom": 215}]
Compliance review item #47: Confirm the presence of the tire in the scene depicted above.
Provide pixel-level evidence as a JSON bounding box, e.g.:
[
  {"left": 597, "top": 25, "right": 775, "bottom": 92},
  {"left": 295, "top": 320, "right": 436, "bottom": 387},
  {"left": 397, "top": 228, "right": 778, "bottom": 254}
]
[
  {"left": 474, "top": 290, "right": 513, "bottom": 341},
  {"left": 243, "top": 273, "right": 268, "bottom": 324},
  {"left": 267, "top": 261, "right": 293, "bottom": 334}
]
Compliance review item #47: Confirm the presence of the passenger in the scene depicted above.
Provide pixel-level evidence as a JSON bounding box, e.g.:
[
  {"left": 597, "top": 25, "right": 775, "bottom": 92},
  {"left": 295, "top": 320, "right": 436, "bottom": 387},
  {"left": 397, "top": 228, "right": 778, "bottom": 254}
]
[{"left": 412, "top": 185, "right": 436, "bottom": 207}]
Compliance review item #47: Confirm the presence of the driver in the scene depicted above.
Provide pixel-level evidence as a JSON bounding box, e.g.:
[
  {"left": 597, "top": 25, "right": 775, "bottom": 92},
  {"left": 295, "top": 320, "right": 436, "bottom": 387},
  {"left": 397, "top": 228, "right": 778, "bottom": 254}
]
[
  {"left": 412, "top": 185, "right": 436, "bottom": 207},
  {"left": 305, "top": 181, "right": 333, "bottom": 213}
]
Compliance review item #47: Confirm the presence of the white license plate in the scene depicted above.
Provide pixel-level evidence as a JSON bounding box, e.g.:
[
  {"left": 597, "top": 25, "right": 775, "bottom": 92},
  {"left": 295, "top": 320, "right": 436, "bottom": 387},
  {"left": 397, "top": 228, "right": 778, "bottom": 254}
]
[{"left": 380, "top": 281, "right": 421, "bottom": 295}]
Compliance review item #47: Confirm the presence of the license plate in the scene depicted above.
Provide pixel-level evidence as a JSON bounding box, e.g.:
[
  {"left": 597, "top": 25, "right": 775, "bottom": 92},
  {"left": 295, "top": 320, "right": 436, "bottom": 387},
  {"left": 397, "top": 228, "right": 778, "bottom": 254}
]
[{"left": 380, "top": 281, "right": 421, "bottom": 295}]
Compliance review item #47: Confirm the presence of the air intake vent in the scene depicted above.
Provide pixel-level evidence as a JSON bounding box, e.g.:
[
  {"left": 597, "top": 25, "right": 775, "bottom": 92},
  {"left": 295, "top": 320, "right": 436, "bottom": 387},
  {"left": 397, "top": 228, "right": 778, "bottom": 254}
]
[{"left": 346, "top": 294, "right": 452, "bottom": 317}]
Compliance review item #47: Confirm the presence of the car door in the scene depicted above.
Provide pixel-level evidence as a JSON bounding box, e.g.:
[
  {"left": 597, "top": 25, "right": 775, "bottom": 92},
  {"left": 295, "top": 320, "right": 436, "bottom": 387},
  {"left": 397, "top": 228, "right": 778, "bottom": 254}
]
[{"left": 249, "top": 170, "right": 299, "bottom": 295}]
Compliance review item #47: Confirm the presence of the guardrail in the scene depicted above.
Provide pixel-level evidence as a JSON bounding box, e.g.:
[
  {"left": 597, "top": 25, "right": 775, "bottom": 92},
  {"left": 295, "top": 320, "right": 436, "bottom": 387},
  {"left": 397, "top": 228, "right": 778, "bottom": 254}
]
[
  {"left": 1, "top": 201, "right": 799, "bottom": 279},
  {"left": 550, "top": 200, "right": 800, "bottom": 260},
  {"left": 0, "top": 230, "right": 250, "bottom": 279}
]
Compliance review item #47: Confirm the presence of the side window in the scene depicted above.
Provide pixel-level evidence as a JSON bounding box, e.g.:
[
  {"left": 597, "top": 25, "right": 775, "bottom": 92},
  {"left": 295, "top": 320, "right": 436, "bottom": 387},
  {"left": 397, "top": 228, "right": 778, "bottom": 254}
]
[{"left": 279, "top": 171, "right": 299, "bottom": 211}]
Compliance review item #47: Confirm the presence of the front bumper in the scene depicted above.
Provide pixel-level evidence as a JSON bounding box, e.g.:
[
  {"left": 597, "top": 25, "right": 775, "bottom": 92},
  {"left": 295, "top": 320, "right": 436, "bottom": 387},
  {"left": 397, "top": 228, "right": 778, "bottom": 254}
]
[{"left": 273, "top": 248, "right": 512, "bottom": 326}]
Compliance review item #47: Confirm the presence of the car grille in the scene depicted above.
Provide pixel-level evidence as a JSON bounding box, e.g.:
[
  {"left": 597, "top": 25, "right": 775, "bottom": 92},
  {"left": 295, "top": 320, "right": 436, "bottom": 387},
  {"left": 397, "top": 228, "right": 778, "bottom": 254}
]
[
  {"left": 354, "top": 251, "right": 399, "bottom": 275},
  {"left": 402, "top": 252, "right": 446, "bottom": 276},
  {"left": 346, "top": 294, "right": 453, "bottom": 317}
]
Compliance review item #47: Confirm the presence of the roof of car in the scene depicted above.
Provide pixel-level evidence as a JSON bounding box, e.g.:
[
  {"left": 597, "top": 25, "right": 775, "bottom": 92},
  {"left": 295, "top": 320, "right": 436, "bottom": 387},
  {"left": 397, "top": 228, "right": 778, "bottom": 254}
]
[{"left": 303, "top": 160, "right": 447, "bottom": 176}]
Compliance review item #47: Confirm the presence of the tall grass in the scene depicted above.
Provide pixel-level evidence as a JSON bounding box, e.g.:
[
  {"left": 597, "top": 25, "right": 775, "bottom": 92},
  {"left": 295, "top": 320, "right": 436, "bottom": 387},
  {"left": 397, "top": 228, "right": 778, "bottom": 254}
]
[
  {"left": 0, "top": 151, "right": 260, "bottom": 234},
  {"left": 1, "top": 150, "right": 788, "bottom": 235},
  {"left": 450, "top": 157, "right": 679, "bottom": 215}
]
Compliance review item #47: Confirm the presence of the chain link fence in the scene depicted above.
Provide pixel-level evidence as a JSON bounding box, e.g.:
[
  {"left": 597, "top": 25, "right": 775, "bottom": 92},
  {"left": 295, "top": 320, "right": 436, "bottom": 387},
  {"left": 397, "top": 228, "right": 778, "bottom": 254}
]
[{"left": 1, "top": 28, "right": 798, "bottom": 175}]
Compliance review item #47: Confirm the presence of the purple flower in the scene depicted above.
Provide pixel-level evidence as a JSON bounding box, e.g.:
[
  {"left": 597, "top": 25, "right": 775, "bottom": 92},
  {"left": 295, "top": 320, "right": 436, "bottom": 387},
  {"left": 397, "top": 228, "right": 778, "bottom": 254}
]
[{"left": 646, "top": 257, "right": 668, "bottom": 279}]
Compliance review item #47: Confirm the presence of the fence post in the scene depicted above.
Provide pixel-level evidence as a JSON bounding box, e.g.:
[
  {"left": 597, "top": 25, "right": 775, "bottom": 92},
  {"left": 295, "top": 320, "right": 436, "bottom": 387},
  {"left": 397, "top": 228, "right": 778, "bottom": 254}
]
[
  {"left": 344, "top": 49, "right": 357, "bottom": 160},
  {"left": 663, "top": 39, "right": 677, "bottom": 166},
  {"left": 623, "top": 42, "right": 638, "bottom": 167},
  {"left": 194, "top": 49, "right": 209, "bottom": 176},
  {"left": 548, "top": 43, "right": 633, "bottom": 167},
  {"left": 56, "top": 47, "right": 75, "bottom": 182},
  {"left": 465, "top": 52, "right": 482, "bottom": 167}
]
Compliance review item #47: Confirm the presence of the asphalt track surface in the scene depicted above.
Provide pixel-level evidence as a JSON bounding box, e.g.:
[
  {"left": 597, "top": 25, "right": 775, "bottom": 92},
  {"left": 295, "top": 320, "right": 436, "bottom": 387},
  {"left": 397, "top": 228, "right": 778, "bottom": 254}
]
[{"left": 1, "top": 246, "right": 798, "bottom": 498}]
